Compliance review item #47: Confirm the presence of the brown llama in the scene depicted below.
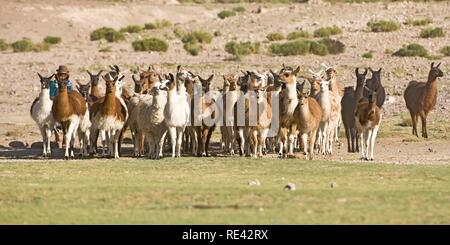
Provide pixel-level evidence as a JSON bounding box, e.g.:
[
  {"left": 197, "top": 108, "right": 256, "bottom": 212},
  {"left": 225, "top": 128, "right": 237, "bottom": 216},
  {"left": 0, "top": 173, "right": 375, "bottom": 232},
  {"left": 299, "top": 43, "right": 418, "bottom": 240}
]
[
  {"left": 51, "top": 75, "right": 88, "bottom": 160},
  {"left": 86, "top": 70, "right": 103, "bottom": 100},
  {"left": 404, "top": 62, "right": 444, "bottom": 138}
]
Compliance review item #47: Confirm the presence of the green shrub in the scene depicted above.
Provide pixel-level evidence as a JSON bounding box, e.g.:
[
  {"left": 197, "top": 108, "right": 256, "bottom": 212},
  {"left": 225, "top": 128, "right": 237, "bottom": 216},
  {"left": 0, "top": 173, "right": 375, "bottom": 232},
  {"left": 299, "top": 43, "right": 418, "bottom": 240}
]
[
  {"left": 310, "top": 41, "right": 328, "bottom": 56},
  {"left": 393, "top": 43, "right": 428, "bottom": 57},
  {"left": 218, "top": 10, "right": 236, "bottom": 19},
  {"left": 225, "top": 41, "right": 260, "bottom": 59},
  {"left": 105, "top": 31, "right": 125, "bottom": 42},
  {"left": 440, "top": 46, "right": 450, "bottom": 56},
  {"left": 173, "top": 27, "right": 185, "bottom": 38},
  {"left": 181, "top": 31, "right": 212, "bottom": 44},
  {"left": 120, "top": 25, "right": 143, "bottom": 33},
  {"left": 11, "top": 38, "right": 34, "bottom": 52},
  {"left": 286, "top": 31, "right": 310, "bottom": 40},
  {"left": 214, "top": 31, "right": 222, "bottom": 37},
  {"left": 367, "top": 20, "right": 400, "bottom": 32},
  {"left": 32, "top": 42, "right": 50, "bottom": 52},
  {"left": 269, "top": 39, "right": 311, "bottom": 56},
  {"left": 266, "top": 32, "right": 285, "bottom": 41},
  {"left": 232, "top": 6, "right": 245, "bottom": 12},
  {"left": 362, "top": 52, "right": 373, "bottom": 59},
  {"left": 313, "top": 26, "right": 342, "bottom": 37},
  {"left": 0, "top": 39, "right": 8, "bottom": 51},
  {"left": 99, "top": 46, "right": 112, "bottom": 52},
  {"left": 420, "top": 27, "right": 445, "bottom": 38},
  {"left": 132, "top": 38, "right": 169, "bottom": 52},
  {"left": 90, "top": 27, "right": 115, "bottom": 41},
  {"left": 184, "top": 42, "right": 202, "bottom": 56},
  {"left": 43, "top": 36, "right": 61, "bottom": 44},
  {"left": 404, "top": 18, "right": 432, "bottom": 26},
  {"left": 145, "top": 20, "right": 172, "bottom": 30},
  {"left": 318, "top": 38, "right": 345, "bottom": 54}
]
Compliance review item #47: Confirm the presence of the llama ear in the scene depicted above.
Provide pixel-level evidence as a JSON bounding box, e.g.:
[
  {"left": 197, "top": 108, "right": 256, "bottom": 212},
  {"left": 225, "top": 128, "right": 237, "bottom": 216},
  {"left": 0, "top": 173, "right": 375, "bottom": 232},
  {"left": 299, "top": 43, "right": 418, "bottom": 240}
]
[
  {"left": 355, "top": 68, "right": 359, "bottom": 75},
  {"left": 431, "top": 62, "right": 435, "bottom": 68},
  {"left": 207, "top": 74, "right": 214, "bottom": 83},
  {"left": 293, "top": 66, "right": 300, "bottom": 76},
  {"left": 177, "top": 65, "right": 181, "bottom": 72},
  {"left": 169, "top": 73, "right": 175, "bottom": 82},
  {"left": 132, "top": 75, "right": 139, "bottom": 83},
  {"left": 86, "top": 70, "right": 93, "bottom": 77},
  {"left": 222, "top": 75, "right": 227, "bottom": 81},
  {"left": 158, "top": 75, "right": 163, "bottom": 82},
  {"left": 368, "top": 67, "right": 374, "bottom": 73},
  {"left": 282, "top": 63, "right": 286, "bottom": 69},
  {"left": 363, "top": 68, "right": 368, "bottom": 75},
  {"left": 97, "top": 70, "right": 103, "bottom": 76},
  {"left": 50, "top": 74, "right": 55, "bottom": 80},
  {"left": 378, "top": 68, "right": 382, "bottom": 72},
  {"left": 109, "top": 65, "right": 115, "bottom": 71},
  {"left": 37, "top": 73, "right": 44, "bottom": 80},
  {"left": 436, "top": 62, "right": 441, "bottom": 68},
  {"left": 118, "top": 75, "right": 125, "bottom": 81}
]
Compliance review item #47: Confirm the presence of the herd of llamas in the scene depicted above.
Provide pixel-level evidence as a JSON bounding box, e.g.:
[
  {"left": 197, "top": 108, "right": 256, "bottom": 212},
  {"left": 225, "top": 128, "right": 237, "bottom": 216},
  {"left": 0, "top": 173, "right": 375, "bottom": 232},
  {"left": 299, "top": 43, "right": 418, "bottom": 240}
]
[{"left": 30, "top": 62, "right": 444, "bottom": 161}]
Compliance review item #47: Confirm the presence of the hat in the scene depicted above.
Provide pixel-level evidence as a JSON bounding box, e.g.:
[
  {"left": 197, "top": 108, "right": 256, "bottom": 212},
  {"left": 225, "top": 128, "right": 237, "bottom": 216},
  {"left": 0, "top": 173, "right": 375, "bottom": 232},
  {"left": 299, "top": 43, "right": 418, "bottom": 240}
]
[{"left": 56, "top": 65, "right": 69, "bottom": 75}]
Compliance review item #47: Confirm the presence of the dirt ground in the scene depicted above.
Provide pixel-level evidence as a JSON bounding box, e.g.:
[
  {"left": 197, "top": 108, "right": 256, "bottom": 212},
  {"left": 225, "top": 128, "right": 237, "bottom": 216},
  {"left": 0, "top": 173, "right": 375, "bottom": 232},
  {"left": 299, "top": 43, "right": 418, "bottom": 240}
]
[{"left": 0, "top": 0, "right": 449, "bottom": 164}]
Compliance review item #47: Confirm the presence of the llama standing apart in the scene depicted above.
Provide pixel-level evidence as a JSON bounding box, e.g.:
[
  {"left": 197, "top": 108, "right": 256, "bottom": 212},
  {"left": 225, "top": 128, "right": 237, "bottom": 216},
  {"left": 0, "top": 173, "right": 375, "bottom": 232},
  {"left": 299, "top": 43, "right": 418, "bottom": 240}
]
[
  {"left": 164, "top": 73, "right": 191, "bottom": 157},
  {"left": 404, "top": 62, "right": 444, "bottom": 138},
  {"left": 90, "top": 74, "right": 128, "bottom": 158},
  {"left": 355, "top": 88, "right": 381, "bottom": 161},
  {"left": 294, "top": 89, "right": 323, "bottom": 160},
  {"left": 51, "top": 75, "right": 88, "bottom": 160},
  {"left": 31, "top": 73, "right": 55, "bottom": 158}
]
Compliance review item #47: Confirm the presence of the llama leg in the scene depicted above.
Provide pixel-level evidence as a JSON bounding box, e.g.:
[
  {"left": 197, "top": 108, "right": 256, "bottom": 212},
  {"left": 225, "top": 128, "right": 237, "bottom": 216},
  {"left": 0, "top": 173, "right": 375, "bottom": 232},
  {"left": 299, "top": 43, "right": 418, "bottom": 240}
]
[
  {"left": 111, "top": 130, "right": 119, "bottom": 159},
  {"left": 359, "top": 130, "right": 365, "bottom": 160},
  {"left": 301, "top": 133, "right": 308, "bottom": 157},
  {"left": 369, "top": 125, "right": 379, "bottom": 161},
  {"left": 176, "top": 127, "right": 184, "bottom": 157},
  {"left": 413, "top": 113, "right": 419, "bottom": 137},
  {"left": 364, "top": 130, "right": 371, "bottom": 161},
  {"left": 45, "top": 126, "right": 53, "bottom": 157},
  {"left": 147, "top": 136, "right": 154, "bottom": 159},
  {"left": 205, "top": 128, "right": 213, "bottom": 157},
  {"left": 168, "top": 127, "right": 176, "bottom": 158},
  {"left": 64, "top": 121, "right": 77, "bottom": 160},
  {"left": 238, "top": 128, "right": 245, "bottom": 157},
  {"left": 278, "top": 128, "right": 287, "bottom": 157},
  {"left": 100, "top": 130, "right": 107, "bottom": 157},
  {"left": 420, "top": 114, "right": 428, "bottom": 138},
  {"left": 39, "top": 126, "right": 47, "bottom": 157},
  {"left": 158, "top": 130, "right": 167, "bottom": 159},
  {"left": 309, "top": 129, "right": 318, "bottom": 160},
  {"left": 345, "top": 127, "right": 351, "bottom": 152},
  {"left": 251, "top": 130, "right": 258, "bottom": 158}
]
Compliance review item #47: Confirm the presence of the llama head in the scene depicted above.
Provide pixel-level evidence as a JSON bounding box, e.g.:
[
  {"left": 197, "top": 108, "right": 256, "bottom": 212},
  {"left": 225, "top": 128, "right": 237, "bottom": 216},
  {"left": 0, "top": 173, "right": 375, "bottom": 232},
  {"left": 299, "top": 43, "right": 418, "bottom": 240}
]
[
  {"left": 296, "top": 80, "right": 306, "bottom": 93},
  {"left": 165, "top": 73, "right": 177, "bottom": 92},
  {"left": 355, "top": 68, "right": 368, "bottom": 86},
  {"left": 102, "top": 74, "right": 118, "bottom": 94},
  {"left": 108, "top": 65, "right": 120, "bottom": 79},
  {"left": 296, "top": 89, "right": 309, "bottom": 106},
  {"left": 76, "top": 81, "right": 91, "bottom": 101},
  {"left": 320, "top": 79, "right": 330, "bottom": 92},
  {"left": 132, "top": 74, "right": 145, "bottom": 93},
  {"left": 364, "top": 86, "right": 377, "bottom": 103},
  {"left": 198, "top": 74, "right": 214, "bottom": 93},
  {"left": 368, "top": 67, "right": 382, "bottom": 83},
  {"left": 87, "top": 70, "right": 103, "bottom": 86},
  {"left": 37, "top": 73, "right": 54, "bottom": 90},
  {"left": 321, "top": 63, "right": 336, "bottom": 80},
  {"left": 278, "top": 64, "right": 300, "bottom": 84},
  {"left": 223, "top": 74, "right": 240, "bottom": 91},
  {"left": 429, "top": 62, "right": 444, "bottom": 80},
  {"left": 269, "top": 70, "right": 282, "bottom": 89}
]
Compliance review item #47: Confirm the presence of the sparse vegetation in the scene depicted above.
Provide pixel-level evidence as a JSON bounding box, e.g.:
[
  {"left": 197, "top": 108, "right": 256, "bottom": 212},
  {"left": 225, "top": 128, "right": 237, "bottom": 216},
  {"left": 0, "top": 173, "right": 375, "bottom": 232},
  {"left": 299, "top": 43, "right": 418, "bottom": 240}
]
[
  {"left": 0, "top": 39, "right": 8, "bottom": 51},
  {"left": 184, "top": 42, "right": 202, "bottom": 56},
  {"left": 318, "top": 38, "right": 346, "bottom": 54},
  {"left": 232, "top": 6, "right": 245, "bottom": 12},
  {"left": 367, "top": 20, "right": 400, "bottom": 32},
  {"left": 99, "top": 46, "right": 112, "bottom": 52},
  {"left": 270, "top": 38, "right": 345, "bottom": 56},
  {"left": 144, "top": 20, "right": 172, "bottom": 30},
  {"left": 393, "top": 43, "right": 428, "bottom": 57},
  {"left": 225, "top": 41, "right": 260, "bottom": 59},
  {"left": 180, "top": 31, "right": 212, "bottom": 55},
  {"left": 218, "top": 10, "right": 236, "bottom": 19},
  {"left": 43, "top": 36, "right": 62, "bottom": 44},
  {"left": 32, "top": 42, "right": 50, "bottom": 52},
  {"left": 313, "top": 26, "right": 342, "bottom": 37},
  {"left": 440, "top": 46, "right": 450, "bottom": 56},
  {"left": 404, "top": 18, "right": 432, "bottom": 26},
  {"left": 286, "top": 31, "right": 311, "bottom": 40},
  {"left": 11, "top": 38, "right": 34, "bottom": 52},
  {"left": 120, "top": 25, "right": 143, "bottom": 33},
  {"left": 362, "top": 51, "right": 373, "bottom": 59},
  {"left": 173, "top": 27, "right": 185, "bottom": 38},
  {"left": 132, "top": 38, "right": 169, "bottom": 52},
  {"left": 214, "top": 31, "right": 222, "bottom": 37},
  {"left": 419, "top": 27, "right": 445, "bottom": 38},
  {"left": 266, "top": 32, "right": 285, "bottom": 41},
  {"left": 90, "top": 27, "right": 124, "bottom": 42}
]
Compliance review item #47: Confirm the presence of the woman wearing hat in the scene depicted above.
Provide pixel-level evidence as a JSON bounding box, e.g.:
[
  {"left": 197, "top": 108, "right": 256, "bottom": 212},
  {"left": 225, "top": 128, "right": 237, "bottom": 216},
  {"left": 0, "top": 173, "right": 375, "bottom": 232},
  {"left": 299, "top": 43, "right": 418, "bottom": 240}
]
[{"left": 50, "top": 65, "right": 73, "bottom": 99}]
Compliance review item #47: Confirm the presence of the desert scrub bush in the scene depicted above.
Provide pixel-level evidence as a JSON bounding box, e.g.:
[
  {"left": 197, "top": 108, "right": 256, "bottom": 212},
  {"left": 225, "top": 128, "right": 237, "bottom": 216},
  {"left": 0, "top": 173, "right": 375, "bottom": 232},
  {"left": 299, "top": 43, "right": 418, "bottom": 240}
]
[
  {"left": 398, "top": 112, "right": 412, "bottom": 127},
  {"left": 11, "top": 38, "right": 34, "bottom": 52},
  {"left": 0, "top": 39, "right": 8, "bottom": 51},
  {"left": 367, "top": 20, "right": 400, "bottom": 32},
  {"left": 404, "top": 18, "right": 432, "bottom": 26},
  {"left": 286, "top": 31, "right": 310, "bottom": 40},
  {"left": 440, "top": 46, "right": 450, "bottom": 56},
  {"left": 313, "top": 26, "right": 342, "bottom": 37},
  {"left": 232, "top": 6, "right": 245, "bottom": 12},
  {"left": 419, "top": 27, "right": 445, "bottom": 38},
  {"left": 90, "top": 27, "right": 124, "bottom": 42},
  {"left": 173, "top": 27, "right": 186, "bottom": 38},
  {"left": 225, "top": 41, "right": 260, "bottom": 59},
  {"left": 43, "top": 36, "right": 61, "bottom": 44},
  {"left": 218, "top": 10, "right": 236, "bottom": 19},
  {"left": 309, "top": 42, "right": 328, "bottom": 56},
  {"left": 32, "top": 42, "right": 50, "bottom": 52},
  {"left": 132, "top": 38, "right": 168, "bottom": 52},
  {"left": 184, "top": 42, "right": 202, "bottom": 56},
  {"left": 214, "top": 31, "right": 222, "bottom": 37},
  {"left": 182, "top": 31, "right": 213, "bottom": 44},
  {"left": 393, "top": 43, "right": 428, "bottom": 57},
  {"left": 120, "top": 25, "right": 143, "bottom": 33},
  {"left": 266, "top": 32, "right": 284, "bottom": 41},
  {"left": 269, "top": 39, "right": 311, "bottom": 56},
  {"left": 144, "top": 20, "right": 172, "bottom": 30},
  {"left": 362, "top": 51, "right": 373, "bottom": 59},
  {"left": 318, "top": 38, "right": 345, "bottom": 54},
  {"left": 99, "top": 46, "right": 112, "bottom": 52}
]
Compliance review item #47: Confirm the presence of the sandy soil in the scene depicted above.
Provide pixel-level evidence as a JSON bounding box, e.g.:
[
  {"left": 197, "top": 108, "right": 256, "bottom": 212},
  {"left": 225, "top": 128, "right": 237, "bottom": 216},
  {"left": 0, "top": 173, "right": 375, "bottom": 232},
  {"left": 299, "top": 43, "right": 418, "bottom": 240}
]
[{"left": 0, "top": 0, "right": 449, "bottom": 164}]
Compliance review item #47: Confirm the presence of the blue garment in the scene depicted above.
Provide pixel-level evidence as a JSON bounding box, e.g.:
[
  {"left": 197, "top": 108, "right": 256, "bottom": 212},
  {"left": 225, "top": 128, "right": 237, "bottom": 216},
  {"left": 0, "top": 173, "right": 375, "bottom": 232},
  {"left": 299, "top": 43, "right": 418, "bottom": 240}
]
[{"left": 50, "top": 80, "right": 73, "bottom": 97}]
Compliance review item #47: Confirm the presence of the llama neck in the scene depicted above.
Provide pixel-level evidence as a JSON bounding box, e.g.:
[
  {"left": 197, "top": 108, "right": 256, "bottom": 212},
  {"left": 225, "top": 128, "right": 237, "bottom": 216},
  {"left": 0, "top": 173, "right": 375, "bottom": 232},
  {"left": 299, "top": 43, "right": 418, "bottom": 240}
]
[
  {"left": 425, "top": 78, "right": 438, "bottom": 102},
  {"left": 354, "top": 83, "right": 364, "bottom": 103},
  {"left": 91, "top": 85, "right": 101, "bottom": 97},
  {"left": 102, "top": 91, "right": 116, "bottom": 115},
  {"left": 39, "top": 88, "right": 51, "bottom": 103},
  {"left": 299, "top": 103, "right": 312, "bottom": 123}
]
